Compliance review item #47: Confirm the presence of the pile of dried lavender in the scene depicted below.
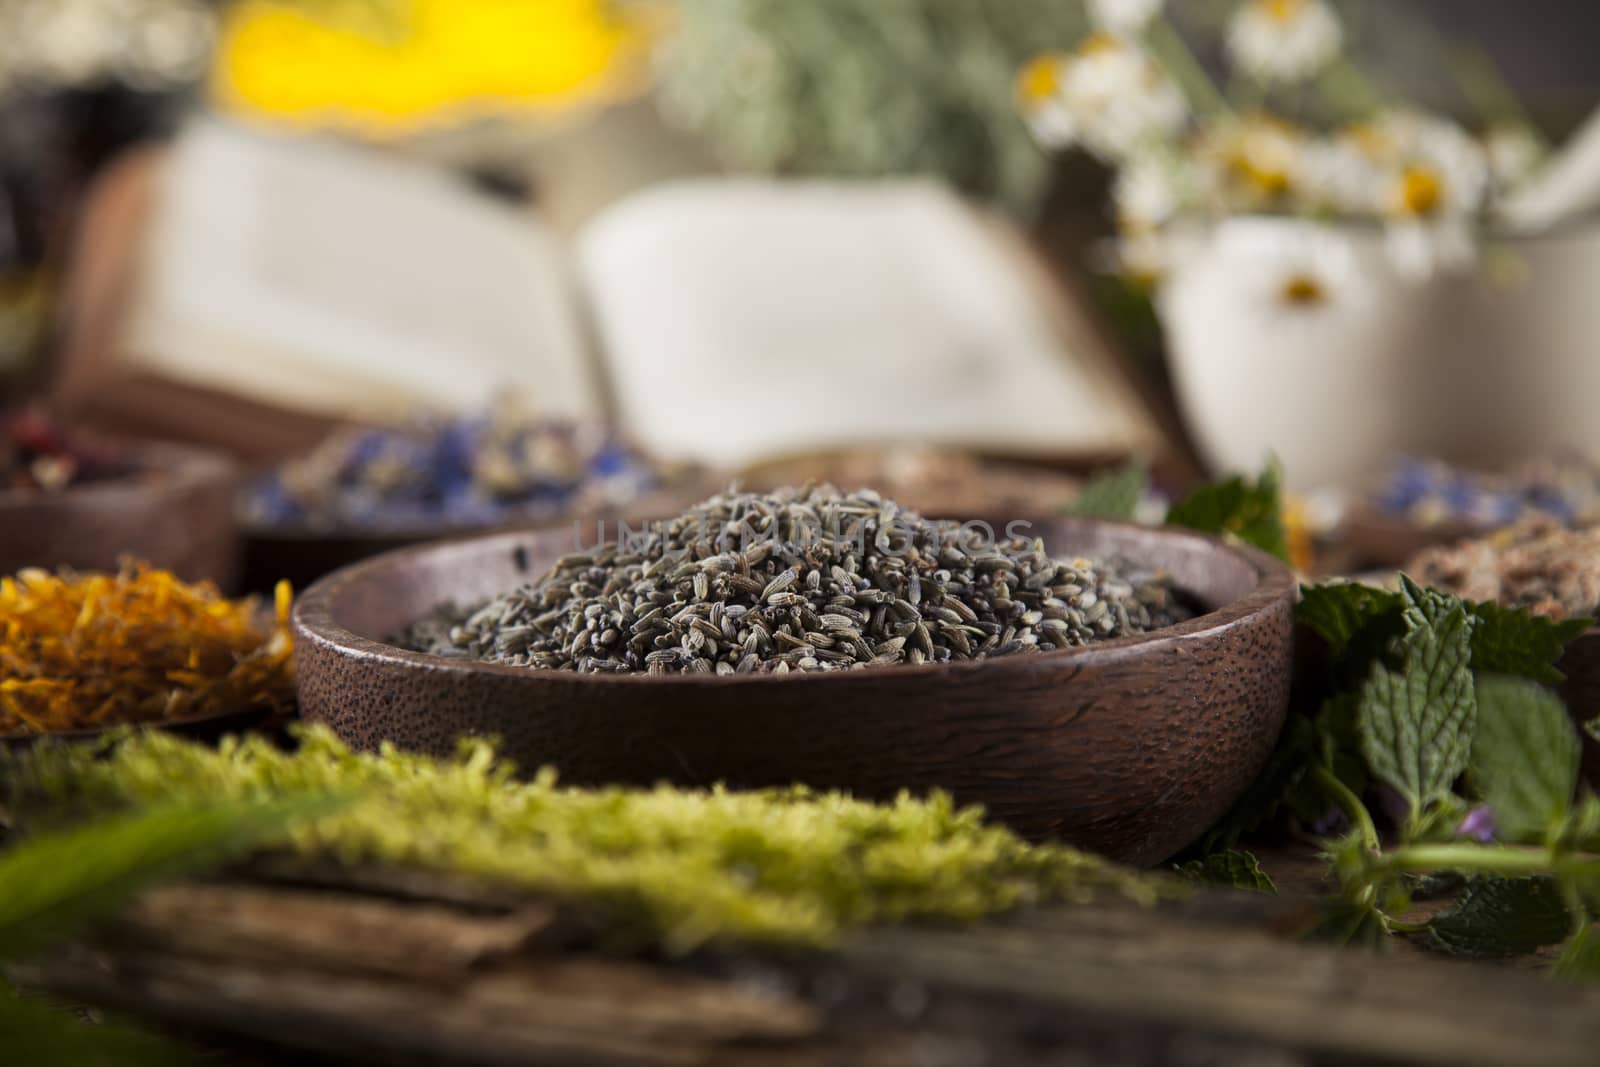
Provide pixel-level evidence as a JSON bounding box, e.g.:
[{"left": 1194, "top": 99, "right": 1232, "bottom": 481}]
[{"left": 407, "top": 487, "right": 1193, "bottom": 675}]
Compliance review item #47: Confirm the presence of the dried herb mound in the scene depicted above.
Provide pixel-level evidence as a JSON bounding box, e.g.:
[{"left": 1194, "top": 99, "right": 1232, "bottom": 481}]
[
  {"left": 409, "top": 485, "right": 1193, "bottom": 674},
  {"left": 0, "top": 565, "right": 294, "bottom": 736},
  {"left": 5, "top": 726, "right": 1167, "bottom": 951},
  {"left": 1406, "top": 515, "right": 1600, "bottom": 621}
]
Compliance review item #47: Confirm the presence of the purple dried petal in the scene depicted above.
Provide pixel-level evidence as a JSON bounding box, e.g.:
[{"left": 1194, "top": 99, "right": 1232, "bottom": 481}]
[{"left": 1457, "top": 805, "right": 1496, "bottom": 844}]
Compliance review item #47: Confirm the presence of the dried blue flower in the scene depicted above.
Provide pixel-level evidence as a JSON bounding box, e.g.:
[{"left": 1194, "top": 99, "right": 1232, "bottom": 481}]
[{"left": 241, "top": 409, "right": 664, "bottom": 531}]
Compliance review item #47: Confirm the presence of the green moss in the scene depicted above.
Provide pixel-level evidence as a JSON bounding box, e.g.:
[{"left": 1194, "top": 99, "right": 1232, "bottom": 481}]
[{"left": 4, "top": 727, "right": 1167, "bottom": 952}]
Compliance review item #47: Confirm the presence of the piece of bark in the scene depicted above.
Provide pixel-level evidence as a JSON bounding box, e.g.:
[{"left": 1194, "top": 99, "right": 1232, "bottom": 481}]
[
  {"left": 19, "top": 856, "right": 1600, "bottom": 1067},
  {"left": 109, "top": 884, "right": 554, "bottom": 983}
]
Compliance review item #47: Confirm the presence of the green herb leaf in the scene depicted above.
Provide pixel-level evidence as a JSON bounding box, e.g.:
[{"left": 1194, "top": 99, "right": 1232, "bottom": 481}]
[
  {"left": 1357, "top": 583, "right": 1477, "bottom": 813},
  {"left": 1308, "top": 896, "right": 1390, "bottom": 949},
  {"left": 1469, "top": 675, "right": 1580, "bottom": 842},
  {"left": 1296, "top": 582, "right": 1402, "bottom": 661},
  {"left": 1165, "top": 461, "right": 1289, "bottom": 563},
  {"left": 1420, "top": 877, "right": 1571, "bottom": 959},
  {"left": 0, "top": 797, "right": 335, "bottom": 962},
  {"left": 1, "top": 984, "right": 203, "bottom": 1067},
  {"left": 1466, "top": 600, "right": 1591, "bottom": 684},
  {"left": 1070, "top": 462, "right": 1148, "bottom": 521},
  {"left": 1555, "top": 924, "right": 1600, "bottom": 982},
  {"left": 1176, "top": 849, "right": 1276, "bottom": 893}
]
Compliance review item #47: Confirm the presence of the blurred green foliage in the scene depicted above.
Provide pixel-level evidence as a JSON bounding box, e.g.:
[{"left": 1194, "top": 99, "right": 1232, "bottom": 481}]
[{"left": 657, "top": 0, "right": 1088, "bottom": 215}]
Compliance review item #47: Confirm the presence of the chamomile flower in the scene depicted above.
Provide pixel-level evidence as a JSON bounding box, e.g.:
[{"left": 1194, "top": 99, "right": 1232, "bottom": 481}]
[
  {"left": 1373, "top": 113, "right": 1491, "bottom": 278},
  {"left": 1297, "top": 135, "right": 1384, "bottom": 215},
  {"left": 1016, "top": 53, "right": 1077, "bottom": 149},
  {"left": 1195, "top": 114, "right": 1309, "bottom": 208},
  {"left": 1020, "top": 37, "right": 1187, "bottom": 160},
  {"left": 1226, "top": 0, "right": 1343, "bottom": 84},
  {"left": 1088, "top": 0, "right": 1165, "bottom": 36},
  {"left": 1058, "top": 35, "right": 1188, "bottom": 160},
  {"left": 1113, "top": 154, "right": 1189, "bottom": 231}
]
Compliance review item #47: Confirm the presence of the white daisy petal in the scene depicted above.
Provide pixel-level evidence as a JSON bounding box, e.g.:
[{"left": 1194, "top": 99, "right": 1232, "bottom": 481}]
[
  {"left": 1227, "top": 0, "right": 1342, "bottom": 84},
  {"left": 1088, "top": 0, "right": 1165, "bottom": 36}
]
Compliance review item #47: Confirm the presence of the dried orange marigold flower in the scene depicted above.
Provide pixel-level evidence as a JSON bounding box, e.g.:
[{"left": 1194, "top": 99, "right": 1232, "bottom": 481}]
[{"left": 0, "top": 564, "right": 294, "bottom": 736}]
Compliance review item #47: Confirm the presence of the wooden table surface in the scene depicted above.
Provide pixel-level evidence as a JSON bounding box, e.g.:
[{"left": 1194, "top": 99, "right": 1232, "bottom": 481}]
[{"left": 14, "top": 848, "right": 1599, "bottom": 1067}]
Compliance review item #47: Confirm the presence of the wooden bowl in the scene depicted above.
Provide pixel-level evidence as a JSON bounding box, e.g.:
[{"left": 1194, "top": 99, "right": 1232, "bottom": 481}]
[
  {"left": 1339, "top": 502, "right": 1483, "bottom": 570},
  {"left": 0, "top": 705, "right": 274, "bottom": 751},
  {"left": 0, "top": 440, "right": 239, "bottom": 587},
  {"left": 292, "top": 519, "right": 1295, "bottom": 865},
  {"left": 240, "top": 484, "right": 716, "bottom": 595}
]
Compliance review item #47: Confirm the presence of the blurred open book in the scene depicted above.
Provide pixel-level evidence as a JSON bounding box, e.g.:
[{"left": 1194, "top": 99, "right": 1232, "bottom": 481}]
[{"left": 115, "top": 118, "right": 1166, "bottom": 469}]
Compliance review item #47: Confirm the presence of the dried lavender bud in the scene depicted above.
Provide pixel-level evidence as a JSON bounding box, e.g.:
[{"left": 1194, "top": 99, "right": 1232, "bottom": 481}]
[{"left": 406, "top": 486, "right": 1194, "bottom": 674}]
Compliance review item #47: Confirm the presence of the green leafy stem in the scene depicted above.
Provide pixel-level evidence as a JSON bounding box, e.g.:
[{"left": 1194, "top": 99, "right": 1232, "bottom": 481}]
[{"left": 1242, "top": 576, "right": 1600, "bottom": 972}]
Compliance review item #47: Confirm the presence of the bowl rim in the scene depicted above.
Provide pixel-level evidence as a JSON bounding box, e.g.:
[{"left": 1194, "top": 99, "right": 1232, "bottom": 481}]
[
  {"left": 293, "top": 517, "right": 1297, "bottom": 689},
  {"left": 0, "top": 437, "right": 237, "bottom": 511}
]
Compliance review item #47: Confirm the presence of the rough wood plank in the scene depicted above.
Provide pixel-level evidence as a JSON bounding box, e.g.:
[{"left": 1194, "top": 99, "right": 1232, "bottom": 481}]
[
  {"left": 20, "top": 864, "right": 1600, "bottom": 1067},
  {"left": 111, "top": 884, "right": 555, "bottom": 983}
]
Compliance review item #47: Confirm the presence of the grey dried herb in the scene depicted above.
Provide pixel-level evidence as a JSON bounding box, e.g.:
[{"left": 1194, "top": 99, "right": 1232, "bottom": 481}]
[{"left": 407, "top": 486, "right": 1193, "bottom": 675}]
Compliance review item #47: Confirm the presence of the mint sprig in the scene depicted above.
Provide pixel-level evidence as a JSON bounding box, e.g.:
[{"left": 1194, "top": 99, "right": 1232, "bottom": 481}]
[
  {"left": 1356, "top": 580, "right": 1476, "bottom": 820},
  {"left": 1197, "top": 570, "right": 1600, "bottom": 976}
]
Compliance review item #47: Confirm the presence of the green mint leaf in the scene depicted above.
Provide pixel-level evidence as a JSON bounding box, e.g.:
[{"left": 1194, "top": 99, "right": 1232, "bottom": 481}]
[
  {"left": 1357, "top": 584, "right": 1477, "bottom": 812},
  {"left": 1195, "top": 715, "right": 1317, "bottom": 853},
  {"left": 1308, "top": 896, "right": 1389, "bottom": 949},
  {"left": 1469, "top": 675, "right": 1580, "bottom": 842},
  {"left": 1555, "top": 924, "right": 1600, "bottom": 982},
  {"left": 1071, "top": 462, "right": 1148, "bottom": 521},
  {"left": 1396, "top": 574, "right": 1466, "bottom": 631},
  {"left": 1296, "top": 582, "right": 1402, "bottom": 660},
  {"left": 1419, "top": 877, "right": 1571, "bottom": 959},
  {"left": 1466, "top": 600, "right": 1591, "bottom": 684},
  {"left": 1176, "top": 849, "right": 1277, "bottom": 894},
  {"left": 1166, "top": 461, "right": 1289, "bottom": 563},
  {"left": 1585, "top": 717, "right": 1600, "bottom": 746}
]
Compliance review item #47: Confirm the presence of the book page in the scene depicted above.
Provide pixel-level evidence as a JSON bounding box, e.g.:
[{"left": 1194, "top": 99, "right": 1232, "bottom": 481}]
[
  {"left": 575, "top": 179, "right": 1162, "bottom": 469},
  {"left": 123, "top": 117, "right": 601, "bottom": 424}
]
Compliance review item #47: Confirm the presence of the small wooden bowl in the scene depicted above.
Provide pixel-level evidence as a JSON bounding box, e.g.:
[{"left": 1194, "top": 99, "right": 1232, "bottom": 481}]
[
  {"left": 240, "top": 484, "right": 716, "bottom": 595},
  {"left": 292, "top": 519, "right": 1296, "bottom": 866},
  {"left": 0, "top": 440, "right": 239, "bottom": 587},
  {"left": 1339, "top": 502, "right": 1484, "bottom": 571},
  {"left": 0, "top": 705, "right": 274, "bottom": 751}
]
